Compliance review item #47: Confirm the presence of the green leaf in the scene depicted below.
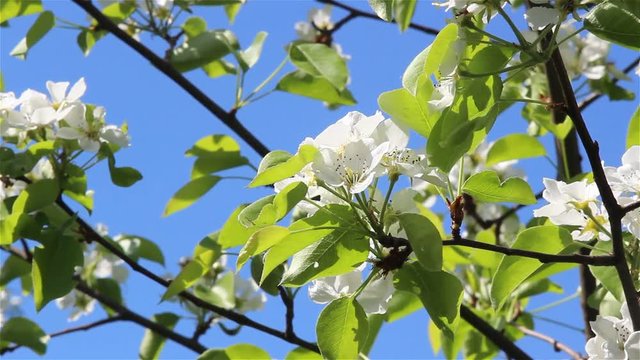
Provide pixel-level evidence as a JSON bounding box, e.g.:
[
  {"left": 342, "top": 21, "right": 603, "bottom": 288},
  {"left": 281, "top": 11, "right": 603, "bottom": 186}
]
[
  {"left": 398, "top": 213, "right": 442, "bottom": 271},
  {"left": 463, "top": 170, "right": 536, "bottom": 205},
  {"left": 163, "top": 175, "right": 221, "bottom": 216},
  {"left": 250, "top": 255, "right": 284, "bottom": 296},
  {"left": 202, "top": 59, "right": 237, "bottom": 78},
  {"left": 316, "top": 297, "right": 369, "bottom": 360},
  {"left": 187, "top": 134, "right": 248, "bottom": 178},
  {"left": 170, "top": 30, "right": 237, "bottom": 72},
  {"left": 32, "top": 236, "right": 83, "bottom": 311},
  {"left": 368, "top": 0, "right": 394, "bottom": 21},
  {"left": 427, "top": 75, "right": 502, "bottom": 172},
  {"left": 218, "top": 204, "right": 256, "bottom": 248},
  {"left": 490, "top": 225, "right": 573, "bottom": 309},
  {"left": 182, "top": 16, "right": 207, "bottom": 38},
  {"left": 393, "top": 0, "right": 417, "bottom": 32},
  {"left": 261, "top": 204, "right": 353, "bottom": 283},
  {"left": 10, "top": 10, "right": 55, "bottom": 60},
  {"left": 12, "top": 179, "right": 59, "bottom": 214},
  {"left": 627, "top": 106, "right": 640, "bottom": 149},
  {"left": 237, "top": 195, "right": 276, "bottom": 227},
  {"left": 236, "top": 225, "right": 290, "bottom": 270},
  {"left": 486, "top": 134, "right": 546, "bottom": 166},
  {"left": 276, "top": 70, "right": 356, "bottom": 106},
  {"left": 139, "top": 313, "right": 180, "bottom": 360},
  {"left": 402, "top": 46, "right": 430, "bottom": 94},
  {"left": 378, "top": 88, "right": 433, "bottom": 138},
  {"left": 0, "top": 254, "right": 31, "bottom": 286},
  {"left": 290, "top": 43, "right": 348, "bottom": 90},
  {"left": 238, "top": 31, "right": 267, "bottom": 70},
  {"left": 281, "top": 228, "right": 368, "bottom": 287},
  {"left": 0, "top": 0, "right": 43, "bottom": 24},
  {"left": 273, "top": 181, "right": 308, "bottom": 219},
  {"left": 92, "top": 278, "right": 123, "bottom": 312},
  {"left": 162, "top": 261, "right": 205, "bottom": 301},
  {"left": 584, "top": 0, "right": 640, "bottom": 50},
  {"left": 101, "top": 1, "right": 135, "bottom": 21},
  {"left": 385, "top": 291, "right": 423, "bottom": 323},
  {"left": 198, "top": 344, "right": 270, "bottom": 360},
  {"left": 424, "top": 23, "right": 458, "bottom": 77},
  {"left": 116, "top": 235, "right": 165, "bottom": 266},
  {"left": 285, "top": 347, "right": 323, "bottom": 360},
  {"left": 105, "top": 147, "right": 142, "bottom": 187},
  {"left": 590, "top": 240, "right": 623, "bottom": 301},
  {"left": 395, "top": 264, "right": 463, "bottom": 338},
  {"left": 249, "top": 145, "right": 317, "bottom": 188},
  {"left": 0, "top": 317, "right": 47, "bottom": 355},
  {"left": 76, "top": 28, "right": 106, "bottom": 57}
]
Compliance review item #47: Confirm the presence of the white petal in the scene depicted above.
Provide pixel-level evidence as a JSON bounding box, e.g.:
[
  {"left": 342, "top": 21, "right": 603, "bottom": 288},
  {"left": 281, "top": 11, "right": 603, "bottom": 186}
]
[
  {"left": 30, "top": 107, "right": 57, "bottom": 126},
  {"left": 66, "top": 78, "right": 87, "bottom": 102},
  {"left": 525, "top": 7, "right": 560, "bottom": 30},
  {"left": 62, "top": 104, "right": 88, "bottom": 129},
  {"left": 46, "top": 81, "right": 70, "bottom": 104},
  {"left": 357, "top": 274, "right": 394, "bottom": 314},
  {"left": 100, "top": 125, "right": 130, "bottom": 148},
  {"left": 78, "top": 137, "right": 101, "bottom": 152},
  {"left": 56, "top": 127, "right": 83, "bottom": 140}
]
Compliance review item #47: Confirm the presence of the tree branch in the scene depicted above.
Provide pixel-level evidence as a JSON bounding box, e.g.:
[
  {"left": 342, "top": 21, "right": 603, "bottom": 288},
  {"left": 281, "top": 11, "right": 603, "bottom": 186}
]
[
  {"left": 442, "top": 238, "right": 616, "bottom": 266},
  {"left": 622, "top": 200, "right": 640, "bottom": 215},
  {"left": 317, "top": 0, "right": 440, "bottom": 36},
  {"left": 278, "top": 286, "right": 295, "bottom": 339},
  {"left": 71, "top": 0, "right": 270, "bottom": 157},
  {"left": 513, "top": 324, "right": 586, "bottom": 360},
  {"left": 0, "top": 248, "right": 207, "bottom": 355},
  {"left": 548, "top": 39, "right": 640, "bottom": 331},
  {"left": 578, "top": 56, "right": 640, "bottom": 112},
  {"left": 0, "top": 316, "right": 125, "bottom": 355},
  {"left": 75, "top": 281, "right": 208, "bottom": 354},
  {"left": 56, "top": 198, "right": 319, "bottom": 353},
  {"left": 460, "top": 306, "right": 532, "bottom": 360}
]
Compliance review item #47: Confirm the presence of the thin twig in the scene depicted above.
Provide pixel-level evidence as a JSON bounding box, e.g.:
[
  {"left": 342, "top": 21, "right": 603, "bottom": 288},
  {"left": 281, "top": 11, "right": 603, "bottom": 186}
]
[
  {"left": 460, "top": 306, "right": 532, "bottom": 360},
  {"left": 622, "top": 200, "right": 640, "bottom": 215},
  {"left": 578, "top": 56, "right": 640, "bottom": 111},
  {"left": 317, "top": 0, "right": 439, "bottom": 36},
  {"left": 513, "top": 324, "right": 586, "bottom": 360},
  {"left": 278, "top": 286, "right": 295, "bottom": 339},
  {"left": 72, "top": 0, "right": 270, "bottom": 157},
  {"left": 0, "top": 316, "right": 124, "bottom": 355}
]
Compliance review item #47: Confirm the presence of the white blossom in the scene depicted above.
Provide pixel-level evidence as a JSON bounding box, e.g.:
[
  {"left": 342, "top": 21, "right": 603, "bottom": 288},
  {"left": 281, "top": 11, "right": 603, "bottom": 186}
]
[
  {"left": 0, "top": 176, "right": 27, "bottom": 202},
  {"left": 0, "top": 289, "right": 22, "bottom": 326},
  {"left": 586, "top": 301, "right": 640, "bottom": 360},
  {"left": 525, "top": 7, "right": 560, "bottom": 31},
  {"left": 55, "top": 290, "right": 96, "bottom": 322},
  {"left": 308, "top": 267, "right": 394, "bottom": 314},
  {"left": 234, "top": 275, "right": 266, "bottom": 313}
]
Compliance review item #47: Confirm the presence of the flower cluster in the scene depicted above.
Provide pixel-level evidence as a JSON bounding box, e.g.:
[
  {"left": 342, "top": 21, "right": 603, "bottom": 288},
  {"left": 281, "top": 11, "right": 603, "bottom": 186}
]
[
  {"left": 586, "top": 301, "right": 640, "bottom": 360},
  {"left": 294, "top": 5, "right": 350, "bottom": 60},
  {"left": 534, "top": 146, "right": 640, "bottom": 242},
  {"left": 1, "top": 78, "right": 129, "bottom": 151}
]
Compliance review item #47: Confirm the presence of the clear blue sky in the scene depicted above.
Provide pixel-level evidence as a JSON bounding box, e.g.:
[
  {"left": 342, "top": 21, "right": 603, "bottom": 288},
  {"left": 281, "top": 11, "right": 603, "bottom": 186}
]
[{"left": 1, "top": 1, "right": 638, "bottom": 359}]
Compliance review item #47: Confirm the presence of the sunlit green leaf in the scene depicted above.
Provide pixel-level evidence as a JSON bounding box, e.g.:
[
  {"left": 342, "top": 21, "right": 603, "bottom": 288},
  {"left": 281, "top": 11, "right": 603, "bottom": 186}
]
[
  {"left": 0, "top": 0, "right": 43, "bottom": 24},
  {"left": 290, "top": 43, "right": 348, "bottom": 90},
  {"left": 585, "top": 0, "right": 640, "bottom": 50},
  {"left": 398, "top": 213, "right": 442, "bottom": 271},
  {"left": 11, "top": 11, "right": 55, "bottom": 60},
  {"left": 368, "top": 0, "right": 393, "bottom": 22},
  {"left": 249, "top": 145, "right": 317, "bottom": 187},
  {"left": 139, "top": 313, "right": 180, "bottom": 360},
  {"left": 627, "top": 106, "right": 640, "bottom": 149},
  {"left": 170, "top": 30, "right": 237, "bottom": 72},
  {"left": 276, "top": 70, "right": 356, "bottom": 106},
  {"left": 316, "top": 297, "right": 369, "bottom": 360},
  {"left": 0, "top": 317, "right": 47, "bottom": 355},
  {"left": 486, "top": 134, "right": 546, "bottom": 165},
  {"left": 198, "top": 344, "right": 270, "bottom": 360},
  {"left": 462, "top": 170, "right": 536, "bottom": 205},
  {"left": 163, "top": 175, "right": 221, "bottom": 217}
]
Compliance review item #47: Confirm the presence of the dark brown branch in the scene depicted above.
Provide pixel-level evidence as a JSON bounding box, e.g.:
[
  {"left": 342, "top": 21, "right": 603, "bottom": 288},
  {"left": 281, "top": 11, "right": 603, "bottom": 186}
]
[
  {"left": 192, "top": 315, "right": 216, "bottom": 342},
  {"left": 0, "top": 248, "right": 206, "bottom": 355},
  {"left": 622, "top": 200, "right": 640, "bottom": 215},
  {"left": 460, "top": 306, "right": 532, "bottom": 360},
  {"left": 548, "top": 39, "right": 640, "bottom": 331},
  {"left": 0, "top": 316, "right": 124, "bottom": 355},
  {"left": 317, "top": 0, "right": 440, "bottom": 36},
  {"left": 443, "top": 238, "right": 616, "bottom": 266},
  {"left": 56, "top": 198, "right": 319, "bottom": 353},
  {"left": 278, "top": 286, "right": 295, "bottom": 339},
  {"left": 513, "top": 324, "right": 586, "bottom": 360},
  {"left": 578, "top": 56, "right": 640, "bottom": 111},
  {"left": 75, "top": 281, "right": 208, "bottom": 354},
  {"left": 71, "top": 0, "right": 270, "bottom": 157}
]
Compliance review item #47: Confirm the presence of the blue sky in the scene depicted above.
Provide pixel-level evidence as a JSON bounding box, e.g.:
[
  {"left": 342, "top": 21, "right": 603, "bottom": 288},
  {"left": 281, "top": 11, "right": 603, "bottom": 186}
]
[{"left": 1, "top": 1, "right": 638, "bottom": 359}]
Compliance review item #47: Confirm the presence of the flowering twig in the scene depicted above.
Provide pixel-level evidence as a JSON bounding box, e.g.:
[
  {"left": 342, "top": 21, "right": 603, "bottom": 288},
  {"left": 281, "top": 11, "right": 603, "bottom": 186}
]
[
  {"left": 512, "top": 324, "right": 586, "bottom": 360},
  {"left": 72, "top": 0, "right": 270, "bottom": 157},
  {"left": 316, "top": 0, "right": 439, "bottom": 36},
  {"left": 0, "top": 316, "right": 125, "bottom": 355},
  {"left": 578, "top": 56, "right": 640, "bottom": 111},
  {"left": 55, "top": 198, "right": 319, "bottom": 353}
]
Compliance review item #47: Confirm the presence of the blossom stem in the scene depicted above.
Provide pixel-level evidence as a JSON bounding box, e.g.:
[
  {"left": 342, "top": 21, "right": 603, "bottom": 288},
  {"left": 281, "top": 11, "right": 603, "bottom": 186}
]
[
  {"left": 242, "top": 56, "right": 289, "bottom": 105},
  {"left": 464, "top": 22, "right": 518, "bottom": 49},
  {"left": 529, "top": 291, "right": 580, "bottom": 313},
  {"left": 378, "top": 177, "right": 397, "bottom": 228},
  {"left": 496, "top": 5, "right": 528, "bottom": 48},
  {"left": 456, "top": 157, "right": 464, "bottom": 196},
  {"left": 351, "top": 268, "right": 380, "bottom": 299},
  {"left": 497, "top": 97, "right": 550, "bottom": 106}
]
